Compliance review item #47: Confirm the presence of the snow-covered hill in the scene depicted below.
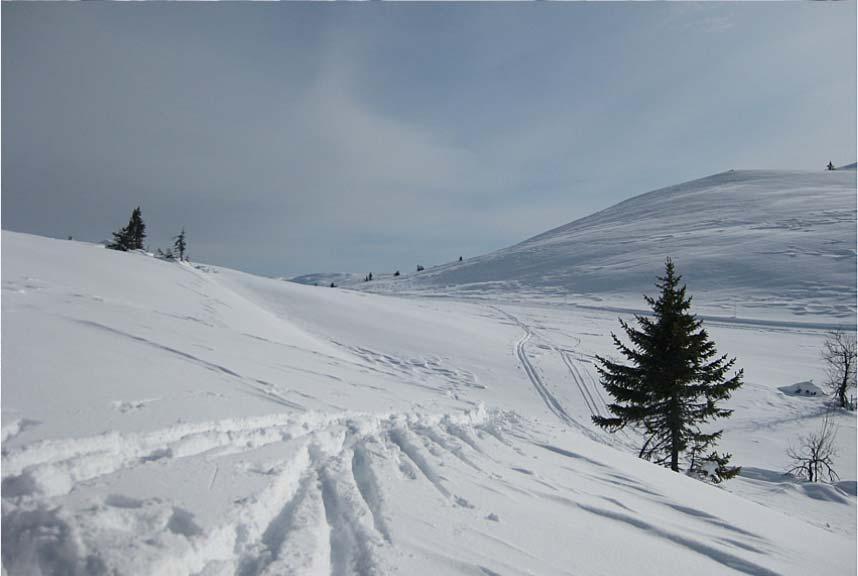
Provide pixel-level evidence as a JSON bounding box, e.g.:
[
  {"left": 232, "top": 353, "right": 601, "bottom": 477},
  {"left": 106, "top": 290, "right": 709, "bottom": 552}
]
[
  {"left": 289, "top": 272, "right": 366, "bottom": 288},
  {"left": 2, "top": 230, "right": 855, "bottom": 575},
  {"left": 354, "top": 170, "right": 856, "bottom": 324}
]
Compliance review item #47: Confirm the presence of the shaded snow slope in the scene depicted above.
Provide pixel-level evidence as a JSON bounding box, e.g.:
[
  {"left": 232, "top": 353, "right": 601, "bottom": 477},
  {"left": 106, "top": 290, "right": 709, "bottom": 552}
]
[
  {"left": 355, "top": 170, "right": 856, "bottom": 323},
  {"left": 290, "top": 272, "right": 365, "bottom": 288},
  {"left": 2, "top": 231, "right": 855, "bottom": 575}
]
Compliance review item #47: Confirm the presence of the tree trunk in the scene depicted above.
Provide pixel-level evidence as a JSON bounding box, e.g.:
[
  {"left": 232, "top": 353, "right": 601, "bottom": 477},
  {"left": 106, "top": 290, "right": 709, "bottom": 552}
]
[
  {"left": 670, "top": 432, "right": 680, "bottom": 471},
  {"left": 669, "top": 397, "right": 680, "bottom": 472}
]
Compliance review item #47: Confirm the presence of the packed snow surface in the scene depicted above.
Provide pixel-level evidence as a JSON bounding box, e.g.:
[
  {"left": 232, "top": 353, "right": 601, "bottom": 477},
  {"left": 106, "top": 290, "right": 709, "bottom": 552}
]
[
  {"left": 347, "top": 170, "right": 856, "bottom": 325},
  {"left": 2, "top": 169, "right": 856, "bottom": 575}
]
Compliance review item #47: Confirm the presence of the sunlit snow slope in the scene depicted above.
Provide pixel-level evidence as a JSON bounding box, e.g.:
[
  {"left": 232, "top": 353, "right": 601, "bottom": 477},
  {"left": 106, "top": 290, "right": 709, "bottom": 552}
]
[
  {"left": 359, "top": 170, "right": 856, "bottom": 324},
  {"left": 2, "top": 230, "right": 855, "bottom": 575}
]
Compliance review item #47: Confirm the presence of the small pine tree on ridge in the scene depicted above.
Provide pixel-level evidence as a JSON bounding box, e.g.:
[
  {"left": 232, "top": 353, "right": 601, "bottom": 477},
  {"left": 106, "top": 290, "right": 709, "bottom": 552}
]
[
  {"left": 107, "top": 207, "right": 146, "bottom": 251},
  {"left": 173, "top": 228, "right": 187, "bottom": 261}
]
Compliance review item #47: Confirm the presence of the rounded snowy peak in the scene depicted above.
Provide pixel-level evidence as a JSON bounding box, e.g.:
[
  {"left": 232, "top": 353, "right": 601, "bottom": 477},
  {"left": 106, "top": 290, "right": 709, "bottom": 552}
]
[{"left": 391, "top": 170, "right": 856, "bottom": 323}]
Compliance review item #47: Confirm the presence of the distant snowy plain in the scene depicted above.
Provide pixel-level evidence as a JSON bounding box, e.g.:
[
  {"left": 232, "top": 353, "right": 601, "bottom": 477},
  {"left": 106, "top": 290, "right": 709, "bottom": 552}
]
[{"left": 2, "top": 169, "right": 856, "bottom": 575}]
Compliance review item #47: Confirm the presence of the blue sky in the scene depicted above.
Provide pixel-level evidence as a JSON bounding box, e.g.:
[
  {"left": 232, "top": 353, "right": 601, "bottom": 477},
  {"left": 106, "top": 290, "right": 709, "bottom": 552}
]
[{"left": 3, "top": 2, "right": 855, "bottom": 277}]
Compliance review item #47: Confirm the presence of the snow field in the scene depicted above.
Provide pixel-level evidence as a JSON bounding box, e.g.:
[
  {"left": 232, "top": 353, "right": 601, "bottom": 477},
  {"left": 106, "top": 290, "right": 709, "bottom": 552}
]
[{"left": 2, "top": 168, "right": 856, "bottom": 576}]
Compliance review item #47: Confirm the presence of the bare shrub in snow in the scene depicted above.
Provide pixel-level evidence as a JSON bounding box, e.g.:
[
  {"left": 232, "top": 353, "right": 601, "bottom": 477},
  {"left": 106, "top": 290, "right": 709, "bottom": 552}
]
[
  {"left": 786, "top": 412, "right": 839, "bottom": 483},
  {"left": 822, "top": 330, "right": 856, "bottom": 410}
]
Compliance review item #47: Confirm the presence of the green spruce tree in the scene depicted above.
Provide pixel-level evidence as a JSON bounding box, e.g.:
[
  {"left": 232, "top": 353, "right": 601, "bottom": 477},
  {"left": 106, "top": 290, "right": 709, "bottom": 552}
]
[
  {"left": 107, "top": 207, "right": 145, "bottom": 251},
  {"left": 173, "top": 228, "right": 187, "bottom": 261},
  {"left": 128, "top": 207, "right": 146, "bottom": 250},
  {"left": 593, "top": 258, "right": 743, "bottom": 482},
  {"left": 107, "top": 224, "right": 132, "bottom": 251}
]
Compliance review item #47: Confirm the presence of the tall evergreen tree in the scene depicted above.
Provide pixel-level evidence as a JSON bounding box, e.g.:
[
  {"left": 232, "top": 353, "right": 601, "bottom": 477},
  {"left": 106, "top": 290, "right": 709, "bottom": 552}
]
[
  {"left": 173, "top": 228, "right": 187, "bottom": 261},
  {"left": 128, "top": 207, "right": 146, "bottom": 250},
  {"left": 593, "top": 258, "right": 743, "bottom": 482}
]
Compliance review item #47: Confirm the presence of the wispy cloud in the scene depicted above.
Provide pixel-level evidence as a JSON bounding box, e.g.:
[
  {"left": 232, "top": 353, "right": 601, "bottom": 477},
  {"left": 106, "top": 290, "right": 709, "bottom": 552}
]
[{"left": 2, "top": 2, "right": 854, "bottom": 276}]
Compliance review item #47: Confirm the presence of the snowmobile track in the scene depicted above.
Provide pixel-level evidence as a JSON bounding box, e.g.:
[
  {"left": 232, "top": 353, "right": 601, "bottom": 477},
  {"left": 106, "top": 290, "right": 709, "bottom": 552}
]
[{"left": 492, "top": 307, "right": 579, "bottom": 428}]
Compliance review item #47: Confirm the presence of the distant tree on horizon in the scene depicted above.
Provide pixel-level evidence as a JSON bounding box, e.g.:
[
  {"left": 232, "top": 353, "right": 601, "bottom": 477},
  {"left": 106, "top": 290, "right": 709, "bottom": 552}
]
[
  {"left": 156, "top": 247, "right": 174, "bottom": 260},
  {"left": 173, "top": 228, "right": 187, "bottom": 261},
  {"left": 107, "top": 207, "right": 146, "bottom": 251},
  {"left": 128, "top": 207, "right": 146, "bottom": 249},
  {"left": 593, "top": 258, "right": 744, "bottom": 483},
  {"left": 107, "top": 224, "right": 132, "bottom": 252}
]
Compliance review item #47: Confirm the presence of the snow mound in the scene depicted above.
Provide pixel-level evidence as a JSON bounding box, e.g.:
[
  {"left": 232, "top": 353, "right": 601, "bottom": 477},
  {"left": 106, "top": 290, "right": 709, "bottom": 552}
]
[{"left": 778, "top": 381, "right": 824, "bottom": 397}]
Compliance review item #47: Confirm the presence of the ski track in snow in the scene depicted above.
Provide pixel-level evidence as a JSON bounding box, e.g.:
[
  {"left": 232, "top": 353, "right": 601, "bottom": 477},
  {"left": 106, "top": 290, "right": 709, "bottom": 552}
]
[
  {"left": 560, "top": 351, "right": 600, "bottom": 419},
  {"left": 492, "top": 307, "right": 603, "bottom": 442},
  {"left": 1, "top": 406, "right": 508, "bottom": 575},
  {"left": 558, "top": 351, "right": 635, "bottom": 446},
  {"left": 493, "top": 307, "right": 574, "bottom": 425},
  {"left": 69, "top": 317, "right": 306, "bottom": 411},
  {"left": 493, "top": 306, "right": 642, "bottom": 448}
]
